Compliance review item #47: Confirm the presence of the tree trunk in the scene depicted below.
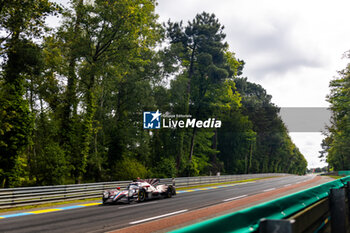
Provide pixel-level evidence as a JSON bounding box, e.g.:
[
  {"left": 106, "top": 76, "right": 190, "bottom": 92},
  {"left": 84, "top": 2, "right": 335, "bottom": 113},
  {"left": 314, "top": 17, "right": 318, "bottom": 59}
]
[
  {"left": 188, "top": 127, "right": 197, "bottom": 163},
  {"left": 210, "top": 128, "right": 218, "bottom": 173},
  {"left": 183, "top": 43, "right": 197, "bottom": 175},
  {"left": 248, "top": 142, "right": 253, "bottom": 173},
  {"left": 176, "top": 130, "right": 184, "bottom": 174},
  {"left": 77, "top": 67, "right": 96, "bottom": 183}
]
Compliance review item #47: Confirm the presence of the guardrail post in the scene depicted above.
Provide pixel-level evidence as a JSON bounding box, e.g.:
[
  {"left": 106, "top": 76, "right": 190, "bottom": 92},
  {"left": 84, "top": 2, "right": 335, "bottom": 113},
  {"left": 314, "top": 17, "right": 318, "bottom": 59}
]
[
  {"left": 258, "top": 219, "right": 294, "bottom": 233},
  {"left": 330, "top": 188, "right": 346, "bottom": 233},
  {"left": 347, "top": 182, "right": 350, "bottom": 223},
  {"left": 11, "top": 190, "right": 14, "bottom": 206}
]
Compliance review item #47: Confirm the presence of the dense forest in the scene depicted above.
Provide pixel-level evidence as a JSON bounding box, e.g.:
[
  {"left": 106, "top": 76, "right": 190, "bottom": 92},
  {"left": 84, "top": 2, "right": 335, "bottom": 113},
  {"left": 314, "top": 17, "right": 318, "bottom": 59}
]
[
  {"left": 321, "top": 52, "right": 350, "bottom": 170},
  {"left": 0, "top": 0, "right": 307, "bottom": 188}
]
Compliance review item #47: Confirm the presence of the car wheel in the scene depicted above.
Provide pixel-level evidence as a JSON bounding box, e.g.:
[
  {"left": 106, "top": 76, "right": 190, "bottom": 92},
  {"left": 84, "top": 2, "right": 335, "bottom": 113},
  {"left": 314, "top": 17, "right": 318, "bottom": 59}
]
[
  {"left": 169, "top": 185, "right": 176, "bottom": 195},
  {"left": 138, "top": 189, "right": 146, "bottom": 202},
  {"left": 166, "top": 188, "right": 172, "bottom": 198}
]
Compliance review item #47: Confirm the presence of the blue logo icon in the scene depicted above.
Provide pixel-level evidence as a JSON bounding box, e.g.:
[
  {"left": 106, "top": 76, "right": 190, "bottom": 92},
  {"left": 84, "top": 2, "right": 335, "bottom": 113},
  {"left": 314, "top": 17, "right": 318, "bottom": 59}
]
[{"left": 143, "top": 110, "right": 161, "bottom": 129}]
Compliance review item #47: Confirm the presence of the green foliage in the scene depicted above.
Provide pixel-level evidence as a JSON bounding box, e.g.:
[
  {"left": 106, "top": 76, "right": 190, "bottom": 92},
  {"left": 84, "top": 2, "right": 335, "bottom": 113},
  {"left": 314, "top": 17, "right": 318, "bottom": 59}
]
[
  {"left": 165, "top": 12, "right": 244, "bottom": 174},
  {"left": 114, "top": 157, "right": 150, "bottom": 181},
  {"left": 324, "top": 53, "right": 350, "bottom": 170},
  {"left": 153, "top": 157, "right": 177, "bottom": 178},
  {"left": 29, "top": 112, "right": 68, "bottom": 185},
  {"left": 0, "top": 0, "right": 58, "bottom": 187},
  {"left": 34, "top": 142, "right": 67, "bottom": 185},
  {"left": 234, "top": 77, "right": 307, "bottom": 175},
  {"left": 217, "top": 111, "right": 255, "bottom": 174}
]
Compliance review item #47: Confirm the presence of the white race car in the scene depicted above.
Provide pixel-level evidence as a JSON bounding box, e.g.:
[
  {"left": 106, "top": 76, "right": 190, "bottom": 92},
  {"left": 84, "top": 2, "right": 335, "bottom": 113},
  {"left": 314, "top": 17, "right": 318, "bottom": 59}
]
[{"left": 102, "top": 178, "right": 176, "bottom": 204}]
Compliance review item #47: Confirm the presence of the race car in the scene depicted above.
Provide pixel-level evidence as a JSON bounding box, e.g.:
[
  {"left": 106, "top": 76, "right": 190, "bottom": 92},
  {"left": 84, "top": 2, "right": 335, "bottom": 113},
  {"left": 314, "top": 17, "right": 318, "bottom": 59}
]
[{"left": 102, "top": 178, "right": 176, "bottom": 204}]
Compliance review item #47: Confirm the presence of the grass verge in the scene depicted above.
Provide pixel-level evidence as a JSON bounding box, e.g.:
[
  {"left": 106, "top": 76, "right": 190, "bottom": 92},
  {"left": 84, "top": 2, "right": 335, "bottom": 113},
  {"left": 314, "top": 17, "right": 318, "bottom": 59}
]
[
  {"left": 327, "top": 175, "right": 342, "bottom": 179},
  {"left": 175, "top": 176, "right": 280, "bottom": 190}
]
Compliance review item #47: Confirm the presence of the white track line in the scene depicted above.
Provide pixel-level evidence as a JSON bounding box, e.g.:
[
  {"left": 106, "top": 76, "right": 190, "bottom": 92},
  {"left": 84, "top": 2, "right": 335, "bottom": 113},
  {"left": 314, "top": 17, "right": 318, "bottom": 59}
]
[
  {"left": 223, "top": 195, "right": 248, "bottom": 202},
  {"left": 236, "top": 181, "right": 256, "bottom": 185},
  {"left": 129, "top": 209, "right": 188, "bottom": 224},
  {"left": 263, "top": 188, "right": 276, "bottom": 192},
  {"left": 119, "top": 201, "right": 157, "bottom": 209},
  {"left": 284, "top": 184, "right": 291, "bottom": 187}
]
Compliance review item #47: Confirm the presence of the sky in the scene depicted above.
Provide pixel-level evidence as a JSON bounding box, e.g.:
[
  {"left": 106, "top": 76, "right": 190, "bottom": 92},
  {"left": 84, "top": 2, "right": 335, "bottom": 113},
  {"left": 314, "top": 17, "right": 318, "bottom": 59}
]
[
  {"left": 156, "top": 0, "right": 350, "bottom": 168},
  {"left": 50, "top": 0, "right": 350, "bottom": 168}
]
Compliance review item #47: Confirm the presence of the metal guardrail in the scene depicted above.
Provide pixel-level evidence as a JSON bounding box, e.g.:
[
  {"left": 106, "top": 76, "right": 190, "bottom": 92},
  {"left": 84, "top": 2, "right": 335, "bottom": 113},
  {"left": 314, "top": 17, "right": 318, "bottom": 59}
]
[
  {"left": 0, "top": 173, "right": 285, "bottom": 209},
  {"left": 259, "top": 183, "right": 350, "bottom": 233}
]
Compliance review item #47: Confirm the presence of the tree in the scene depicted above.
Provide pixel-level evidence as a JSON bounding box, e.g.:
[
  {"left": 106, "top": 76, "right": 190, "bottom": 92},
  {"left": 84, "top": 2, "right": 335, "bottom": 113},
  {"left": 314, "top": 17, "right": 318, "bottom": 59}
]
[
  {"left": 325, "top": 53, "right": 350, "bottom": 170},
  {"left": 166, "top": 12, "right": 241, "bottom": 173},
  {"left": 0, "top": 0, "right": 58, "bottom": 187},
  {"left": 234, "top": 77, "right": 307, "bottom": 174},
  {"left": 48, "top": 0, "right": 161, "bottom": 182}
]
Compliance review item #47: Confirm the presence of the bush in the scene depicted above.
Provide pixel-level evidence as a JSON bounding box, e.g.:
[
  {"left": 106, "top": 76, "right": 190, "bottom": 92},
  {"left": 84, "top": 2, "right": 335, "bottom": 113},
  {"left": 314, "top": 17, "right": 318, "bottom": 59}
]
[
  {"left": 114, "top": 157, "right": 149, "bottom": 180},
  {"left": 153, "top": 157, "right": 176, "bottom": 178}
]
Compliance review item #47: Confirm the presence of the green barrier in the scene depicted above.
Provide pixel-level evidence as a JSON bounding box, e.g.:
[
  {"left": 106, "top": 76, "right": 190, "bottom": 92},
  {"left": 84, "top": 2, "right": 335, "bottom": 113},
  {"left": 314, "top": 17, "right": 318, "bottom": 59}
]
[
  {"left": 338, "top": 171, "right": 350, "bottom": 176},
  {"left": 170, "top": 176, "right": 350, "bottom": 233}
]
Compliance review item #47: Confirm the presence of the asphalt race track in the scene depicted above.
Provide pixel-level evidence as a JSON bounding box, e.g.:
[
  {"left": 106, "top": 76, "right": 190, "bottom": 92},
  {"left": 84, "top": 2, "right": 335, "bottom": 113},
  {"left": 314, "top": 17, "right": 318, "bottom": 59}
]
[{"left": 0, "top": 175, "right": 314, "bottom": 233}]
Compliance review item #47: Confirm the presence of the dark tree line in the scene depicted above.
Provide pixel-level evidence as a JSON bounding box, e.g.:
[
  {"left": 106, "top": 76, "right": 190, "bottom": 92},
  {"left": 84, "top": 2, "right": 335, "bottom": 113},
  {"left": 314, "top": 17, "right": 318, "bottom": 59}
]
[{"left": 0, "top": 0, "right": 307, "bottom": 187}]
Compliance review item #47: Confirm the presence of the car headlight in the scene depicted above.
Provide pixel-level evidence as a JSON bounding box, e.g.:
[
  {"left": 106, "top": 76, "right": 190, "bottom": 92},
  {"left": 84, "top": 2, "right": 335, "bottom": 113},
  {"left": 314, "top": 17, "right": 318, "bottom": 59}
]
[
  {"left": 128, "top": 190, "right": 135, "bottom": 197},
  {"left": 103, "top": 191, "right": 109, "bottom": 198}
]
